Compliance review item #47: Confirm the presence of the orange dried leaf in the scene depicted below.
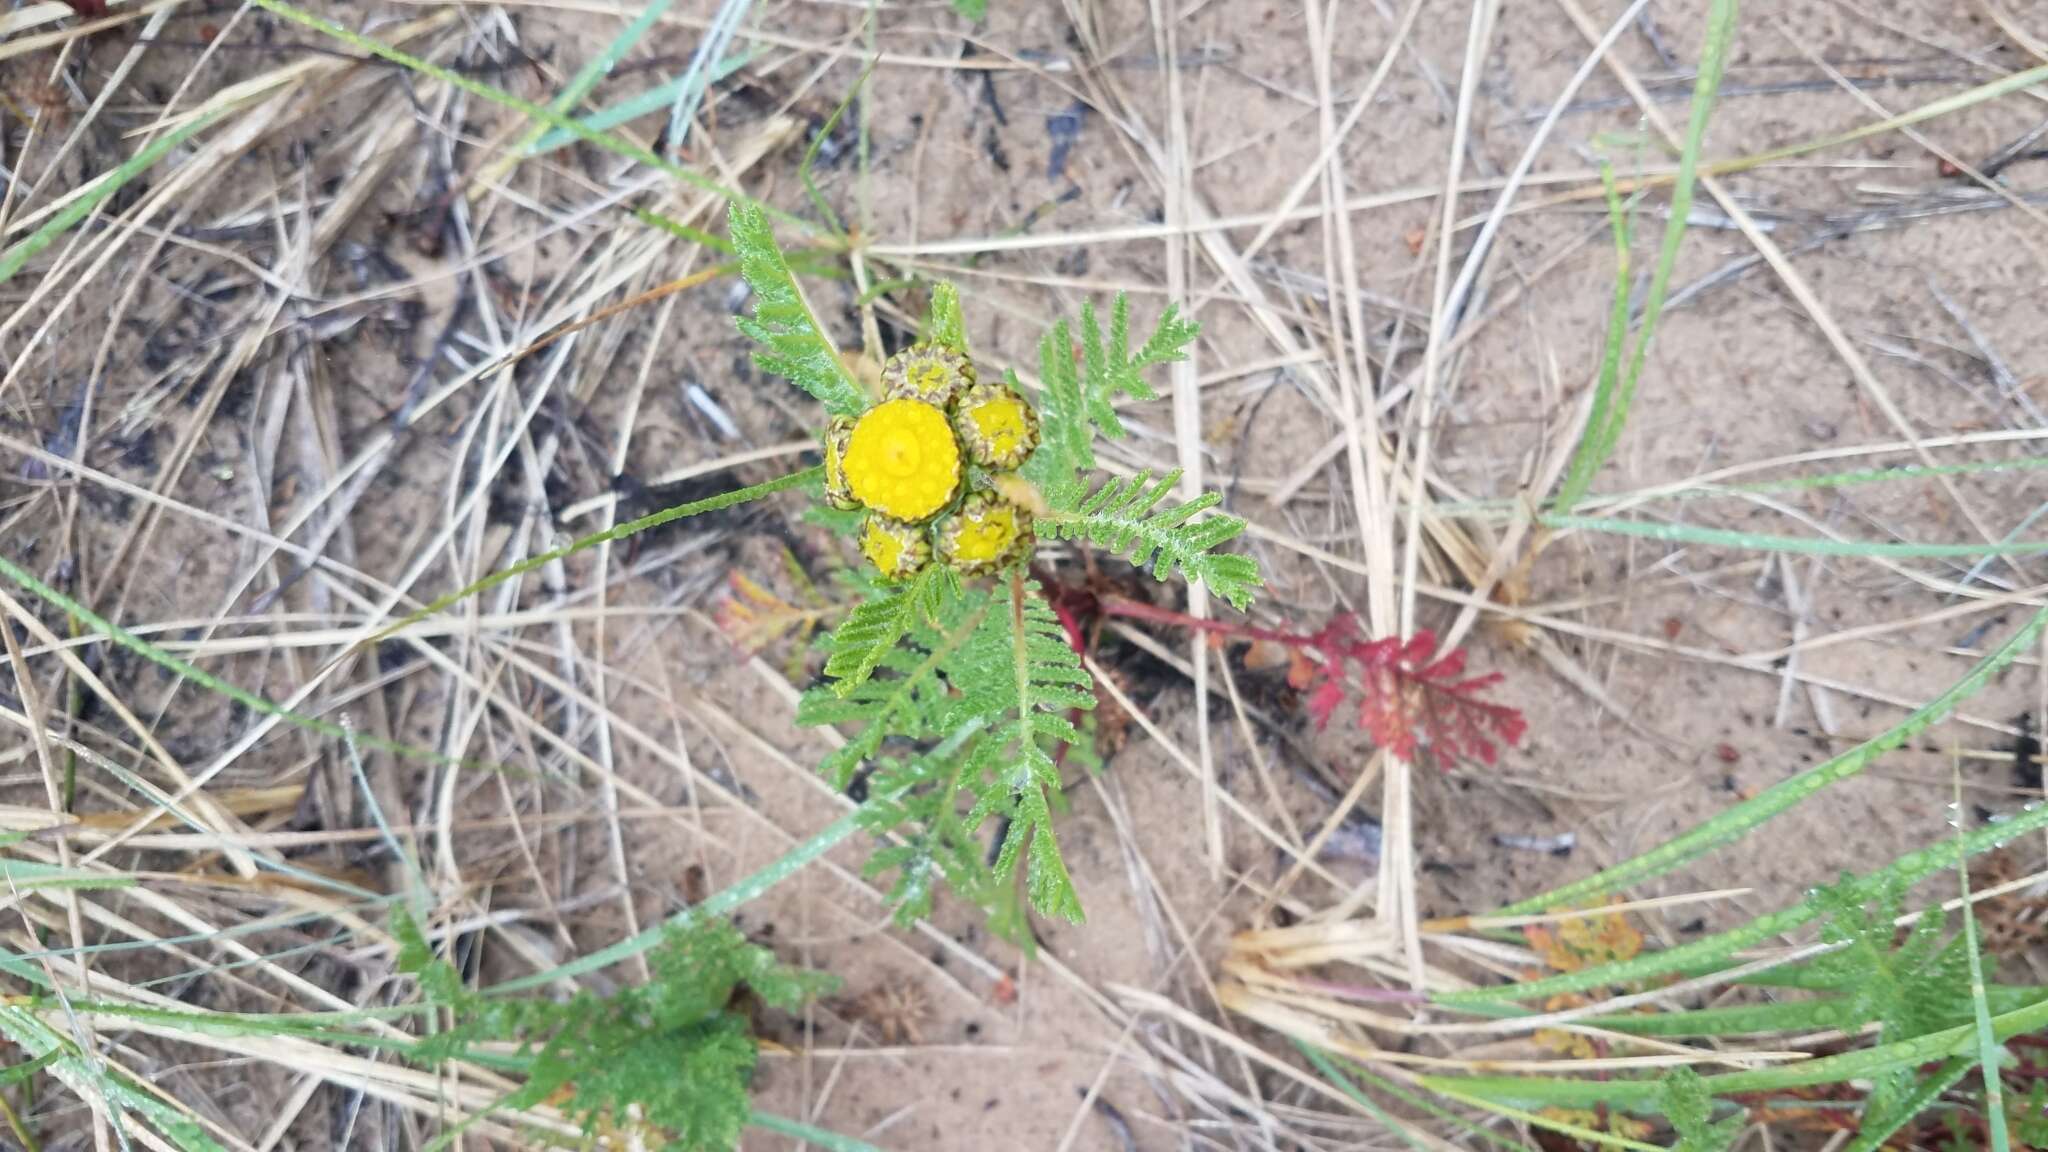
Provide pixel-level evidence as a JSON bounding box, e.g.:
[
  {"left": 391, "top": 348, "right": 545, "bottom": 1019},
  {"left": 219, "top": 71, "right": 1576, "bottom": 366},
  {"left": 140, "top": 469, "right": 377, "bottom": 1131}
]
[
  {"left": 1524, "top": 904, "right": 1643, "bottom": 973},
  {"left": 715, "top": 569, "right": 824, "bottom": 655}
]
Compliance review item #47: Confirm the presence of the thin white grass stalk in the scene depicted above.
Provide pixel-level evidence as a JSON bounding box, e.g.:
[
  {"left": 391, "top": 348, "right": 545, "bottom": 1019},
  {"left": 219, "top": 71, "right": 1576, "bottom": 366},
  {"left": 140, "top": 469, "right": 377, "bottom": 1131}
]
[
  {"left": 665, "top": 0, "right": 751, "bottom": 155},
  {"left": 1200, "top": 0, "right": 1425, "bottom": 302},
  {"left": 1138, "top": 0, "right": 1220, "bottom": 882},
  {"left": 1114, "top": 985, "right": 1448, "bottom": 1124},
  {"left": 24, "top": 3, "right": 175, "bottom": 208},
  {"left": 1438, "top": 0, "right": 1653, "bottom": 375}
]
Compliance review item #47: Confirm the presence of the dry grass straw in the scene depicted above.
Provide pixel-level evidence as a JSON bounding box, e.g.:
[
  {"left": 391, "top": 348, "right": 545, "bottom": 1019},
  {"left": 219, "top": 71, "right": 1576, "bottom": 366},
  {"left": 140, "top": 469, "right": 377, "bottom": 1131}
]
[{"left": 3, "top": 0, "right": 2047, "bottom": 1147}]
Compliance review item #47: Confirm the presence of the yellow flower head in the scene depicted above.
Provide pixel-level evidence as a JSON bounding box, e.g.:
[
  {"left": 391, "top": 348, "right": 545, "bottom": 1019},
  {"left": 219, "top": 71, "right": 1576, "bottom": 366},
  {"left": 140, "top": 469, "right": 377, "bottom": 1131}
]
[
  {"left": 860, "top": 515, "right": 931, "bottom": 581},
  {"left": 881, "top": 343, "right": 975, "bottom": 408},
  {"left": 951, "top": 381, "right": 1040, "bottom": 471},
  {"left": 843, "top": 398, "right": 962, "bottom": 522},
  {"left": 821, "top": 416, "right": 859, "bottom": 511},
  {"left": 938, "top": 491, "right": 1033, "bottom": 575}
]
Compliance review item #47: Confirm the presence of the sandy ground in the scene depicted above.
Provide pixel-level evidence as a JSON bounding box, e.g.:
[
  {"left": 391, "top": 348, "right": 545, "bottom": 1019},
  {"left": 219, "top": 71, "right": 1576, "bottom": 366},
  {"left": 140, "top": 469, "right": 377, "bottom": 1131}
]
[{"left": 3, "top": 0, "right": 2047, "bottom": 1148}]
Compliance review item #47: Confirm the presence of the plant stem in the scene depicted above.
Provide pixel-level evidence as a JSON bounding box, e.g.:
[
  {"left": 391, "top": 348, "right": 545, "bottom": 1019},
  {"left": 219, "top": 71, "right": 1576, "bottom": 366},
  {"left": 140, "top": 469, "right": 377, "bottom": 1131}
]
[
  {"left": 498, "top": 715, "right": 991, "bottom": 993},
  {"left": 493, "top": 795, "right": 863, "bottom": 993},
  {"left": 1094, "top": 594, "right": 1315, "bottom": 650},
  {"left": 362, "top": 465, "right": 821, "bottom": 648},
  {"left": 0, "top": 108, "right": 228, "bottom": 287},
  {"left": 0, "top": 1088, "right": 40, "bottom": 1152}
]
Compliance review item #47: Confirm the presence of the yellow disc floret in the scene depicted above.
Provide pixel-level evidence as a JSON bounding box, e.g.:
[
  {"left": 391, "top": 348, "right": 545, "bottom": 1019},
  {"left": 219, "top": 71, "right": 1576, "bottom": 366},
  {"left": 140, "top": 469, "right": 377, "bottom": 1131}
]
[
  {"left": 938, "top": 491, "right": 1034, "bottom": 575},
  {"left": 843, "top": 398, "right": 962, "bottom": 523},
  {"left": 881, "top": 343, "right": 975, "bottom": 408},
  {"left": 860, "top": 515, "right": 931, "bottom": 581},
  {"left": 821, "top": 416, "right": 859, "bottom": 510},
  {"left": 952, "top": 381, "right": 1040, "bottom": 470}
]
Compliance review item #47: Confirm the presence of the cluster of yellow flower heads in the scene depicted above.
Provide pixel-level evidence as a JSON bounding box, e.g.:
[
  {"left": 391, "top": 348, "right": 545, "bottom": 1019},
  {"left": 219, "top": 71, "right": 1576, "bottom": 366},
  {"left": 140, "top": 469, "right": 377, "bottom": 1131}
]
[{"left": 823, "top": 343, "right": 1041, "bottom": 580}]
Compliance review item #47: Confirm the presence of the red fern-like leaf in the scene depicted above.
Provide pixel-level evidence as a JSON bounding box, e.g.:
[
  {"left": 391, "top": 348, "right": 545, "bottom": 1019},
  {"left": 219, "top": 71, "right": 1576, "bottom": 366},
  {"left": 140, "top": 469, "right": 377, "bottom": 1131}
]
[
  {"left": 1294, "top": 616, "right": 1526, "bottom": 768},
  {"left": 1064, "top": 588, "right": 1527, "bottom": 771}
]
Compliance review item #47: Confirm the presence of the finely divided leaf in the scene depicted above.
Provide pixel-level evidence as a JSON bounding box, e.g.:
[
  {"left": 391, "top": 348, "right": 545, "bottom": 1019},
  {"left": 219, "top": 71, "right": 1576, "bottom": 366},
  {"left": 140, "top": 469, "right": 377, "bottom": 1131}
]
[
  {"left": 1042, "top": 470, "right": 1261, "bottom": 610},
  {"left": 1661, "top": 1068, "right": 1742, "bottom": 1152},
  {"left": 823, "top": 580, "right": 915, "bottom": 695},
  {"left": 954, "top": 581, "right": 1094, "bottom": 920},
  {"left": 729, "top": 201, "right": 866, "bottom": 416},
  {"left": 1024, "top": 294, "right": 1199, "bottom": 500},
  {"left": 1084, "top": 295, "right": 1192, "bottom": 435},
  {"left": 798, "top": 581, "right": 987, "bottom": 785},
  {"left": 401, "top": 915, "right": 827, "bottom": 1151}
]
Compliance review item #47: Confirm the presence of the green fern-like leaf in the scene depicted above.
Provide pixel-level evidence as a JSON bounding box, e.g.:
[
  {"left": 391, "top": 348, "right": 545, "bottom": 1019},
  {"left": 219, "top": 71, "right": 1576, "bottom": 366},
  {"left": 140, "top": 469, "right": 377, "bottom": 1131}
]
[
  {"left": 858, "top": 749, "right": 992, "bottom": 926},
  {"left": 798, "top": 581, "right": 990, "bottom": 785},
  {"left": 800, "top": 578, "right": 1096, "bottom": 921},
  {"left": 821, "top": 567, "right": 955, "bottom": 695},
  {"left": 1661, "top": 1068, "right": 1743, "bottom": 1152},
  {"left": 1024, "top": 294, "right": 1198, "bottom": 502},
  {"left": 1041, "top": 470, "right": 1262, "bottom": 610},
  {"left": 729, "top": 201, "right": 866, "bottom": 417},
  {"left": 397, "top": 914, "right": 828, "bottom": 1150},
  {"left": 1805, "top": 874, "right": 1972, "bottom": 1041},
  {"left": 1789, "top": 873, "right": 1978, "bottom": 1124},
  {"left": 1850, "top": 1056, "right": 1975, "bottom": 1152},
  {"left": 952, "top": 579, "right": 1094, "bottom": 921},
  {"left": 951, "top": 0, "right": 987, "bottom": 19},
  {"left": 2009, "top": 1081, "right": 2048, "bottom": 1147}
]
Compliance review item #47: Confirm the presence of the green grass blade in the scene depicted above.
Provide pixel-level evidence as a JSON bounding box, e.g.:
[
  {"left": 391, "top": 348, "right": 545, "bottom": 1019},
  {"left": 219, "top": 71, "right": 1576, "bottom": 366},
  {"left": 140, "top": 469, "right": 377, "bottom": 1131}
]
[
  {"left": 1555, "top": 0, "right": 1739, "bottom": 508},
  {"left": 1313, "top": 1051, "right": 1541, "bottom": 1152},
  {"left": 0, "top": 108, "right": 226, "bottom": 286},
  {"left": 1426, "top": 1082, "right": 1663, "bottom": 1150},
  {"left": 1443, "top": 770, "right": 2048, "bottom": 1005},
  {"left": 494, "top": 799, "right": 865, "bottom": 993},
  {"left": 1489, "top": 605, "right": 2047, "bottom": 919},
  {"left": 1296, "top": 1041, "right": 1480, "bottom": 1152},
  {"left": 1583, "top": 983, "right": 2048, "bottom": 1037},
  {"left": 1539, "top": 512, "right": 2048, "bottom": 558},
  {"left": 748, "top": 1110, "right": 884, "bottom": 1151},
  {"left": 529, "top": 49, "right": 757, "bottom": 154},
  {"left": 797, "top": 66, "right": 870, "bottom": 236},
  {"left": 0, "top": 859, "right": 134, "bottom": 893},
  {"left": 1555, "top": 165, "right": 1633, "bottom": 511},
  {"left": 0, "top": 1006, "right": 226, "bottom": 1152},
  {"left": 245, "top": 0, "right": 806, "bottom": 231},
  {"left": 498, "top": 716, "right": 990, "bottom": 993},
  {"left": 1446, "top": 456, "right": 2048, "bottom": 519},
  {"left": 1958, "top": 770, "right": 2011, "bottom": 1152},
  {"left": 1425, "top": 982, "right": 2048, "bottom": 1110},
  {"left": 514, "top": 0, "right": 681, "bottom": 163}
]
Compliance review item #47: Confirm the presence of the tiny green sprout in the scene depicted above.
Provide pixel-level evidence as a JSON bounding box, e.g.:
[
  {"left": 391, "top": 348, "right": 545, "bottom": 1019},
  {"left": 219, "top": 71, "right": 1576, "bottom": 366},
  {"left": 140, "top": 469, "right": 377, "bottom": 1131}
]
[{"left": 729, "top": 199, "right": 1261, "bottom": 931}]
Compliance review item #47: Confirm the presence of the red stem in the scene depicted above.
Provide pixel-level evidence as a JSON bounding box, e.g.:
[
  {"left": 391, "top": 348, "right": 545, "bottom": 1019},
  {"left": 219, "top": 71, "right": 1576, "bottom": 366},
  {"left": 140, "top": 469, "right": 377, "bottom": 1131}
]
[{"left": 1096, "top": 594, "right": 1318, "bottom": 650}]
